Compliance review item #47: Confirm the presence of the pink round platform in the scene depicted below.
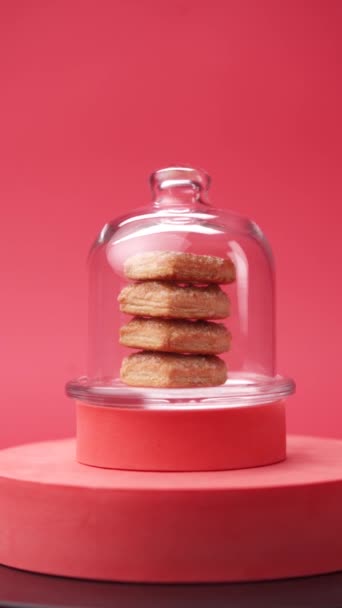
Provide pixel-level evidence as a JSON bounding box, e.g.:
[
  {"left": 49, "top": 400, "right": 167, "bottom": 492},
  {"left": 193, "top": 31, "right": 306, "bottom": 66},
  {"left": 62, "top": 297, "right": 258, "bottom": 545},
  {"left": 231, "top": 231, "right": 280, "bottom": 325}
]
[
  {"left": 76, "top": 401, "right": 286, "bottom": 471},
  {"left": 0, "top": 435, "right": 342, "bottom": 583}
]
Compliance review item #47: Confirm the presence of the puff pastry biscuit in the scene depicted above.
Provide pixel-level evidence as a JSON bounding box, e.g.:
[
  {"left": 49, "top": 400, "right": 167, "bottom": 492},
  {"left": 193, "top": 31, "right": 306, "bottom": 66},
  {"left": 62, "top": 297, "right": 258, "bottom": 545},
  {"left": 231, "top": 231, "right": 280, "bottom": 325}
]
[
  {"left": 120, "top": 351, "right": 228, "bottom": 388},
  {"left": 120, "top": 317, "right": 231, "bottom": 354},
  {"left": 118, "top": 281, "right": 230, "bottom": 320},
  {"left": 123, "top": 251, "right": 235, "bottom": 284}
]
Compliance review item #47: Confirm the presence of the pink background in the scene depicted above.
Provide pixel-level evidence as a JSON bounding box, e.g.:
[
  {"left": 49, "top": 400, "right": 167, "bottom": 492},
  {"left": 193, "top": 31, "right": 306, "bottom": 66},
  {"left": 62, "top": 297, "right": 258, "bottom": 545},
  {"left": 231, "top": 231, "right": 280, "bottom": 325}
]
[{"left": 0, "top": 0, "right": 341, "bottom": 448}]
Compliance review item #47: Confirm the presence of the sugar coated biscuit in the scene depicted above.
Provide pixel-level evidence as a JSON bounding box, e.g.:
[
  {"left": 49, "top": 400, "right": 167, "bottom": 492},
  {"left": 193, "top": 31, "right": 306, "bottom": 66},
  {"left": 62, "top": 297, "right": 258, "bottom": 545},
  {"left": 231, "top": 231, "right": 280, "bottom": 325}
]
[
  {"left": 120, "top": 317, "right": 231, "bottom": 354},
  {"left": 118, "top": 281, "right": 230, "bottom": 320},
  {"left": 120, "top": 351, "right": 228, "bottom": 388},
  {"left": 123, "top": 251, "right": 236, "bottom": 284}
]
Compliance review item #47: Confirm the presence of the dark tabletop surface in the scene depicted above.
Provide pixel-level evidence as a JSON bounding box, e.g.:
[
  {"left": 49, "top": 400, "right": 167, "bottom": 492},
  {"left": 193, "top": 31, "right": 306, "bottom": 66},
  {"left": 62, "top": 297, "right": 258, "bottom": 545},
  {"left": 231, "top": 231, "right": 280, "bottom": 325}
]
[{"left": 0, "top": 565, "right": 342, "bottom": 608}]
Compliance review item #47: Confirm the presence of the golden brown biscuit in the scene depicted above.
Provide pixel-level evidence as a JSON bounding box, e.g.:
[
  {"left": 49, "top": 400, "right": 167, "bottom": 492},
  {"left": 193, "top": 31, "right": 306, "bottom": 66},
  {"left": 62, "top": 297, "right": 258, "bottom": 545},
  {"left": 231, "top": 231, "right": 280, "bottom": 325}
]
[
  {"left": 120, "top": 317, "right": 231, "bottom": 354},
  {"left": 120, "top": 351, "right": 227, "bottom": 388},
  {"left": 118, "top": 281, "right": 230, "bottom": 320},
  {"left": 123, "top": 251, "right": 235, "bottom": 284}
]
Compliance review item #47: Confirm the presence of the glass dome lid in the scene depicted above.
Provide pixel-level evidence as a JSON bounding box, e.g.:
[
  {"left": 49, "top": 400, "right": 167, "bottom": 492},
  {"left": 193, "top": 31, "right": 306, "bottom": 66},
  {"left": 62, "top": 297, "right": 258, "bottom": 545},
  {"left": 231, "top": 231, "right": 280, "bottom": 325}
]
[{"left": 66, "top": 166, "right": 295, "bottom": 410}]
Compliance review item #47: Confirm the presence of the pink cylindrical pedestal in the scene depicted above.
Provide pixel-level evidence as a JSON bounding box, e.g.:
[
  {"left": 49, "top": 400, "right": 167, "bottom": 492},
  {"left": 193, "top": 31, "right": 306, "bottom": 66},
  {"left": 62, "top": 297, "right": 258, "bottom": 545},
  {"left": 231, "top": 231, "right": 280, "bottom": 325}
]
[
  {"left": 76, "top": 401, "right": 286, "bottom": 471},
  {"left": 0, "top": 435, "right": 342, "bottom": 582}
]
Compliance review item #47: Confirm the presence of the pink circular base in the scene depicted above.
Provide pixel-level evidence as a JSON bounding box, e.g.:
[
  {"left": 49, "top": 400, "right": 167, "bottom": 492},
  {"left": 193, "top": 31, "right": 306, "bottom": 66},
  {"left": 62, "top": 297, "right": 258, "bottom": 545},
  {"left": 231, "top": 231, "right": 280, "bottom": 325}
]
[
  {"left": 0, "top": 435, "right": 342, "bottom": 583},
  {"left": 76, "top": 400, "right": 286, "bottom": 471}
]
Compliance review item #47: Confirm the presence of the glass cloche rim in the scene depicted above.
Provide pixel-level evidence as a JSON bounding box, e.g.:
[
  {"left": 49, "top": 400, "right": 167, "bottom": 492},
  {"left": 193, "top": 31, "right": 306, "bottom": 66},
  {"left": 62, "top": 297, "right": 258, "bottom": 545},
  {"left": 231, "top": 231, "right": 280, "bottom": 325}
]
[{"left": 66, "top": 373, "right": 295, "bottom": 410}]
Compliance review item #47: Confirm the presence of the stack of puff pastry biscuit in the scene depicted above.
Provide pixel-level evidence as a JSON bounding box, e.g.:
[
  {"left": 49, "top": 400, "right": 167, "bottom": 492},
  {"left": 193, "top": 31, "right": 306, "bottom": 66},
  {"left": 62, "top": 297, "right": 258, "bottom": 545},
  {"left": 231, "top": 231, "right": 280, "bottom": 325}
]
[{"left": 118, "top": 251, "right": 235, "bottom": 388}]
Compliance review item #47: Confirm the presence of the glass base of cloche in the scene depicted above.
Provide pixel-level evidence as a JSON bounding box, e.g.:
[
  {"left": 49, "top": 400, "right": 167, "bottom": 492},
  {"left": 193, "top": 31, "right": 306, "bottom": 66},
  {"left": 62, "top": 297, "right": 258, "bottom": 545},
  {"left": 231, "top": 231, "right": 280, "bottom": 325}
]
[{"left": 66, "top": 372, "right": 295, "bottom": 410}]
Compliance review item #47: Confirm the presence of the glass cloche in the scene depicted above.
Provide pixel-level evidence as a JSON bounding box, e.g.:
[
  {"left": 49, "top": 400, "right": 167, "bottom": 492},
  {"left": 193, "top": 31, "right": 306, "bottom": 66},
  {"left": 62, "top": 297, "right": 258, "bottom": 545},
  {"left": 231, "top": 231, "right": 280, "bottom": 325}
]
[{"left": 66, "top": 166, "right": 295, "bottom": 409}]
